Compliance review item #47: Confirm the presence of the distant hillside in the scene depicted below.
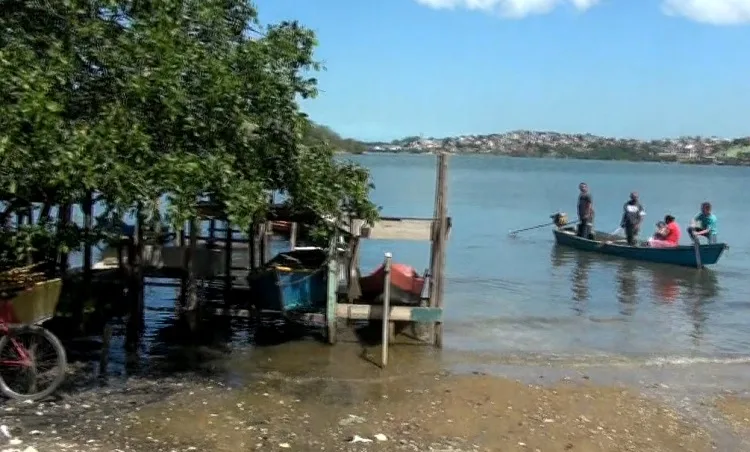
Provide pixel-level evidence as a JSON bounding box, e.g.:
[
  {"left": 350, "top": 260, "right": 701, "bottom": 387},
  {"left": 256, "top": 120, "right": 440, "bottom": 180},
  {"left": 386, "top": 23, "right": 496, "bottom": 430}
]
[
  {"left": 365, "top": 131, "right": 750, "bottom": 165},
  {"left": 304, "top": 125, "right": 750, "bottom": 165},
  {"left": 304, "top": 123, "right": 367, "bottom": 154}
]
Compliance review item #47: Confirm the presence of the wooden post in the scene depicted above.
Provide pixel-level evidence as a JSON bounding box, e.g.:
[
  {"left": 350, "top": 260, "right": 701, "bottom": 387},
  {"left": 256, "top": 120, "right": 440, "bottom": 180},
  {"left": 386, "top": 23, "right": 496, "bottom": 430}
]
[
  {"left": 82, "top": 192, "right": 94, "bottom": 293},
  {"left": 326, "top": 258, "right": 338, "bottom": 344},
  {"left": 136, "top": 206, "right": 145, "bottom": 314},
  {"left": 426, "top": 154, "right": 444, "bottom": 343},
  {"left": 124, "top": 234, "right": 140, "bottom": 352},
  {"left": 381, "top": 252, "right": 392, "bottom": 367},
  {"left": 262, "top": 221, "right": 271, "bottom": 264},
  {"left": 223, "top": 221, "right": 233, "bottom": 301},
  {"left": 179, "top": 221, "right": 186, "bottom": 247},
  {"left": 99, "top": 323, "right": 113, "bottom": 377},
  {"left": 247, "top": 223, "right": 255, "bottom": 271},
  {"left": 208, "top": 218, "right": 216, "bottom": 248},
  {"left": 347, "top": 237, "right": 362, "bottom": 302},
  {"left": 434, "top": 153, "right": 449, "bottom": 347},
  {"left": 58, "top": 203, "right": 71, "bottom": 276},
  {"left": 178, "top": 221, "right": 187, "bottom": 309},
  {"left": 250, "top": 222, "right": 261, "bottom": 270},
  {"left": 289, "top": 222, "right": 298, "bottom": 250},
  {"left": 185, "top": 217, "right": 199, "bottom": 310}
]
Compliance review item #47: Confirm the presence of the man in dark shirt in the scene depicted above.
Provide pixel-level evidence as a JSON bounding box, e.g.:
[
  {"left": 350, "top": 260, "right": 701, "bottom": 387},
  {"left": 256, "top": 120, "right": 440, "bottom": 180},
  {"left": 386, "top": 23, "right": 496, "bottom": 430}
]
[
  {"left": 577, "top": 182, "right": 594, "bottom": 239},
  {"left": 621, "top": 192, "right": 645, "bottom": 246}
]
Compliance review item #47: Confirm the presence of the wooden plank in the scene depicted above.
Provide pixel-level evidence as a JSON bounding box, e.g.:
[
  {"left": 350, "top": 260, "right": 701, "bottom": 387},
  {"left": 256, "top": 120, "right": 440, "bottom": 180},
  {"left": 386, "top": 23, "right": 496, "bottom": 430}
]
[
  {"left": 342, "top": 216, "right": 452, "bottom": 241},
  {"left": 363, "top": 218, "right": 434, "bottom": 241},
  {"left": 213, "top": 308, "right": 251, "bottom": 318},
  {"left": 336, "top": 304, "right": 443, "bottom": 322}
]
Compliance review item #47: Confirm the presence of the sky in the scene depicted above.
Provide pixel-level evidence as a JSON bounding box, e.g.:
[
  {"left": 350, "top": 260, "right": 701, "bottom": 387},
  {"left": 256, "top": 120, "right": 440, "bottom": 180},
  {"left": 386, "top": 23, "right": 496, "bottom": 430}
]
[{"left": 258, "top": 0, "right": 750, "bottom": 141}]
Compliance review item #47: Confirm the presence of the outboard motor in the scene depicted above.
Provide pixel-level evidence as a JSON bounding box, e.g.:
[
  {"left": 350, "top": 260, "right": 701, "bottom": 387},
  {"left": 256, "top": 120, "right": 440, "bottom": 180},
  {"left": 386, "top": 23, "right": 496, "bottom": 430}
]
[{"left": 551, "top": 212, "right": 568, "bottom": 229}]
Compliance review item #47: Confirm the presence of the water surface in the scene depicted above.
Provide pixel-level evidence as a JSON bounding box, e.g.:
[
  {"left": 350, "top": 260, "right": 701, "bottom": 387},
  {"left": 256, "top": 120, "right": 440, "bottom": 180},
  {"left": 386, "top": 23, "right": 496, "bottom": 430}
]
[{"left": 351, "top": 154, "right": 750, "bottom": 364}]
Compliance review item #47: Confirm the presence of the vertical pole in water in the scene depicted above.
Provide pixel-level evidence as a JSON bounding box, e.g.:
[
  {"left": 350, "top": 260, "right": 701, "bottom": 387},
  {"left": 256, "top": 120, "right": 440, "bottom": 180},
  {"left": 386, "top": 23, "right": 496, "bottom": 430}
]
[
  {"left": 326, "top": 257, "right": 338, "bottom": 344},
  {"left": 249, "top": 222, "right": 258, "bottom": 270},
  {"left": 262, "top": 221, "right": 271, "bottom": 264},
  {"left": 426, "top": 155, "right": 442, "bottom": 344},
  {"left": 79, "top": 192, "right": 93, "bottom": 330},
  {"left": 185, "top": 217, "right": 198, "bottom": 310},
  {"left": 208, "top": 218, "right": 216, "bottom": 248},
  {"left": 58, "top": 203, "right": 71, "bottom": 276},
  {"left": 434, "top": 153, "right": 449, "bottom": 347},
  {"left": 223, "top": 221, "right": 233, "bottom": 303},
  {"left": 82, "top": 192, "right": 93, "bottom": 291},
  {"left": 381, "top": 252, "right": 392, "bottom": 367}
]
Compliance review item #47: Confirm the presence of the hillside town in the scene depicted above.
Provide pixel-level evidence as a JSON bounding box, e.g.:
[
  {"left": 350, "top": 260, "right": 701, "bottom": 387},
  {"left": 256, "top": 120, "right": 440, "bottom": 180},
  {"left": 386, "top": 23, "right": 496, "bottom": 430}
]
[{"left": 365, "top": 131, "right": 750, "bottom": 164}]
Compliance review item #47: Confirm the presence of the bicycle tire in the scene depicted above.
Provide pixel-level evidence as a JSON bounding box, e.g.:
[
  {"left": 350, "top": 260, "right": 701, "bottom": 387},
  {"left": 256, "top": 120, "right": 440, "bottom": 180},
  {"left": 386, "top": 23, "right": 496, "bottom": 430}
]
[{"left": 0, "top": 325, "right": 67, "bottom": 401}]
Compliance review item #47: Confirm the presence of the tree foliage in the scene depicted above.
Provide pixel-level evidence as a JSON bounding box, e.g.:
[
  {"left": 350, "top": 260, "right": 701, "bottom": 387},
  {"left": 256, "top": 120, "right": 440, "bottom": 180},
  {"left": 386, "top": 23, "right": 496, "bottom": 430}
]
[
  {"left": 303, "top": 123, "right": 367, "bottom": 155},
  {"left": 0, "top": 0, "right": 377, "bottom": 269}
]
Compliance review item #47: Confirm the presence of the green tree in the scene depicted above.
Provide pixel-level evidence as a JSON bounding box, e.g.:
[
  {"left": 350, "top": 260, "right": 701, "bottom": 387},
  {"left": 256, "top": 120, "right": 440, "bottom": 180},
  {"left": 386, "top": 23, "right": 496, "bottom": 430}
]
[{"left": 0, "top": 0, "right": 377, "bottom": 270}]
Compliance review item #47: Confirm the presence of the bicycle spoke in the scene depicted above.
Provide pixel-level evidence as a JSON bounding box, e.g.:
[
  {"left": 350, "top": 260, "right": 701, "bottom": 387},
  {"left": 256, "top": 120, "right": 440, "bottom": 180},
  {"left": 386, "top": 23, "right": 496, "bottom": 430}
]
[{"left": 0, "top": 328, "right": 66, "bottom": 399}]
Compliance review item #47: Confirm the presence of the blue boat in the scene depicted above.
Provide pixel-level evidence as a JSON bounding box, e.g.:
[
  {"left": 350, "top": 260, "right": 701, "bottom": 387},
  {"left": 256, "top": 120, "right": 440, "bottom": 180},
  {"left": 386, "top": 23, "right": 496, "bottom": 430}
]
[
  {"left": 247, "top": 248, "right": 329, "bottom": 314},
  {"left": 553, "top": 227, "right": 728, "bottom": 268}
]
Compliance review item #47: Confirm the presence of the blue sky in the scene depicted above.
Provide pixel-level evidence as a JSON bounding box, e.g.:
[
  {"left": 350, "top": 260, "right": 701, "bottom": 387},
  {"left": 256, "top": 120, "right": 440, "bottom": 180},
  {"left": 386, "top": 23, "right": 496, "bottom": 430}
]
[{"left": 258, "top": 0, "right": 750, "bottom": 141}]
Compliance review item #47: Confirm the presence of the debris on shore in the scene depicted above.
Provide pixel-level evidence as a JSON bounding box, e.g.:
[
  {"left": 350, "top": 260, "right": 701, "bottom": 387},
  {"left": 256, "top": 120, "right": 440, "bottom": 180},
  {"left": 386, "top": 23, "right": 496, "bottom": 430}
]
[{"left": 2, "top": 371, "right": 716, "bottom": 452}]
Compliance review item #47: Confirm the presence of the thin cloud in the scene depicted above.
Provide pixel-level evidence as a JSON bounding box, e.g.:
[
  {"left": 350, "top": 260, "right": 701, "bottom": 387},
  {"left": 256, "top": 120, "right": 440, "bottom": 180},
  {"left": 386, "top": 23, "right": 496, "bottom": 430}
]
[
  {"left": 662, "top": 0, "right": 750, "bottom": 25},
  {"left": 413, "top": 0, "right": 599, "bottom": 18}
]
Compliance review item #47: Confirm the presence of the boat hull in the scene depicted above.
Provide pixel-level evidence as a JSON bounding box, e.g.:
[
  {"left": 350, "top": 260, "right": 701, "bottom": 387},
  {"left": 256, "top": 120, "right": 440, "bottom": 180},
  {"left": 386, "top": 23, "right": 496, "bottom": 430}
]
[
  {"left": 553, "top": 227, "right": 727, "bottom": 267},
  {"left": 359, "top": 262, "right": 425, "bottom": 306},
  {"left": 247, "top": 248, "right": 328, "bottom": 313}
]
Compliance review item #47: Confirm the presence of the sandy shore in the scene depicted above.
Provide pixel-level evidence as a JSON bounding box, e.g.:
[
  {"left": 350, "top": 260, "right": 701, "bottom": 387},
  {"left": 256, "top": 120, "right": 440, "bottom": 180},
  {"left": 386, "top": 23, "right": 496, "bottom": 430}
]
[
  {"left": 715, "top": 394, "right": 750, "bottom": 434},
  {"left": 2, "top": 370, "right": 716, "bottom": 452}
]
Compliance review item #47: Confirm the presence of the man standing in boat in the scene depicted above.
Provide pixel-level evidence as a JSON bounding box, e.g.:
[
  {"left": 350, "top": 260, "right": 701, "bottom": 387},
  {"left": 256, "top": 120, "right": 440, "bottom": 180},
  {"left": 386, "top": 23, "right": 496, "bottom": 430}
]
[
  {"left": 577, "top": 182, "right": 594, "bottom": 239},
  {"left": 621, "top": 192, "right": 646, "bottom": 246}
]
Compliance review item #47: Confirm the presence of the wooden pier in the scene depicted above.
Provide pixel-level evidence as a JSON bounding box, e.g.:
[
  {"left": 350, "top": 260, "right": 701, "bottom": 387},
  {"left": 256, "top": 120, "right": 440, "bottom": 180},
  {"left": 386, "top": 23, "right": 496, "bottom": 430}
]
[{"left": 91, "top": 153, "right": 451, "bottom": 361}]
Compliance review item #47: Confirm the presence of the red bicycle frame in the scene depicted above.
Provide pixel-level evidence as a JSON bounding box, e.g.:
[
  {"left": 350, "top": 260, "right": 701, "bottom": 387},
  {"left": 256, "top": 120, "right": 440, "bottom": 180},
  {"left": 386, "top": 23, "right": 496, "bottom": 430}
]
[{"left": 0, "top": 319, "right": 34, "bottom": 368}]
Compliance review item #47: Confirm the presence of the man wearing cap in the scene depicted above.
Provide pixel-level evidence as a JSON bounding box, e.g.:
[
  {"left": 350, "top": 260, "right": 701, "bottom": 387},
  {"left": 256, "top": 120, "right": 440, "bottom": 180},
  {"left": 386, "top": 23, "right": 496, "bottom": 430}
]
[{"left": 621, "top": 192, "right": 646, "bottom": 246}]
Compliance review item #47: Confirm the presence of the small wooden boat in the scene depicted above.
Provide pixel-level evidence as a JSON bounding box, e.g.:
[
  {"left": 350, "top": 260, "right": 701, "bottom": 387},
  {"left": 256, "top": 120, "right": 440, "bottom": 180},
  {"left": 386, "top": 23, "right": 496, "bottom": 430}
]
[
  {"left": 359, "top": 262, "right": 425, "bottom": 306},
  {"left": 553, "top": 226, "right": 728, "bottom": 268},
  {"left": 246, "top": 248, "right": 328, "bottom": 314}
]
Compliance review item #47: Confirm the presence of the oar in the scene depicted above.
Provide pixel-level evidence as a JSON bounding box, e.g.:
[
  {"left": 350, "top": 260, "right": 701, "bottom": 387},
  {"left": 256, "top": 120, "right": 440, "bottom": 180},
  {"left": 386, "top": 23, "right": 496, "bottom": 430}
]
[
  {"left": 509, "top": 218, "right": 579, "bottom": 236},
  {"left": 508, "top": 221, "right": 556, "bottom": 236}
]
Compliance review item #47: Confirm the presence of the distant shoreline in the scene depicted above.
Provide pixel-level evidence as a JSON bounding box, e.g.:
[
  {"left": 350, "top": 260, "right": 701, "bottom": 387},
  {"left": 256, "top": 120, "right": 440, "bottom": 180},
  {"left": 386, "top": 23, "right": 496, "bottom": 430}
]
[{"left": 339, "top": 150, "right": 750, "bottom": 167}]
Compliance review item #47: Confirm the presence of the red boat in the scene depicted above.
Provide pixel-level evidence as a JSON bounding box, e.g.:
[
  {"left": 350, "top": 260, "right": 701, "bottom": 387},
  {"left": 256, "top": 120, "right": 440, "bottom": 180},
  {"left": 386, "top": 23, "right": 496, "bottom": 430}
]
[
  {"left": 358, "top": 262, "right": 425, "bottom": 306},
  {"left": 270, "top": 221, "right": 291, "bottom": 234}
]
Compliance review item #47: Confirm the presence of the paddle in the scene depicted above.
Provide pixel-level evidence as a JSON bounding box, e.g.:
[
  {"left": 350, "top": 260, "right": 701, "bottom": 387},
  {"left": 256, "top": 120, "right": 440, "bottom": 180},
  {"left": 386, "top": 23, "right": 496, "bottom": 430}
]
[
  {"left": 508, "top": 221, "right": 557, "bottom": 236},
  {"left": 508, "top": 215, "right": 580, "bottom": 236}
]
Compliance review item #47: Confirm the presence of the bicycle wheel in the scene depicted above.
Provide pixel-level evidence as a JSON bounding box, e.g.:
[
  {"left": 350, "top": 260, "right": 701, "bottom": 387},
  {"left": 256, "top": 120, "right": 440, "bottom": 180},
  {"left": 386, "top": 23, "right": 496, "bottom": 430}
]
[{"left": 0, "top": 325, "right": 67, "bottom": 401}]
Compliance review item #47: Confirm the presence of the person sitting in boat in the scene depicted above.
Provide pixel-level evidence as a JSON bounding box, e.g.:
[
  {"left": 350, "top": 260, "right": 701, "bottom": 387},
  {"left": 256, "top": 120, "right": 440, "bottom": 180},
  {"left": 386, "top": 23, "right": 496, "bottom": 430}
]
[
  {"left": 653, "top": 221, "right": 667, "bottom": 239},
  {"left": 620, "top": 192, "right": 645, "bottom": 246},
  {"left": 688, "top": 202, "right": 717, "bottom": 244},
  {"left": 648, "top": 215, "right": 680, "bottom": 248}
]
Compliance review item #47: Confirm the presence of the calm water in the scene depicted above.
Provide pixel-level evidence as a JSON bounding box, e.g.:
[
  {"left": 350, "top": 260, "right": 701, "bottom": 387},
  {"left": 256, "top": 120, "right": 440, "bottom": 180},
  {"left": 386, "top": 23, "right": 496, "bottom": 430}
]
[
  {"left": 349, "top": 154, "right": 750, "bottom": 364},
  {"left": 63, "top": 154, "right": 750, "bottom": 386}
]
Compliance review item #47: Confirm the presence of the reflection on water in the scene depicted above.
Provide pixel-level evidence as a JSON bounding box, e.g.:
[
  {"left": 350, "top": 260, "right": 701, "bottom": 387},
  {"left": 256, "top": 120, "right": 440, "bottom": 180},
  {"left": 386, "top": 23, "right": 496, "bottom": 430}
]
[
  {"left": 547, "top": 245, "right": 727, "bottom": 354},
  {"left": 551, "top": 245, "right": 593, "bottom": 313}
]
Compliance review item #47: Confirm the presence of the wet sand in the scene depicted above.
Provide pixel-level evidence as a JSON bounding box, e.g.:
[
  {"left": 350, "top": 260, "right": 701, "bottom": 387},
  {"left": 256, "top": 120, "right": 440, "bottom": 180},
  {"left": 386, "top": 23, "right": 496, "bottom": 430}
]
[
  {"left": 715, "top": 394, "right": 750, "bottom": 433},
  {"left": 3, "top": 369, "right": 715, "bottom": 452}
]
